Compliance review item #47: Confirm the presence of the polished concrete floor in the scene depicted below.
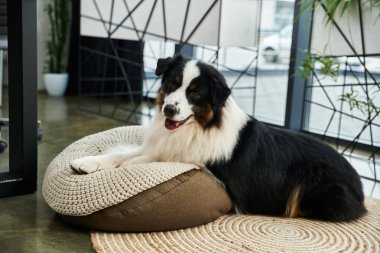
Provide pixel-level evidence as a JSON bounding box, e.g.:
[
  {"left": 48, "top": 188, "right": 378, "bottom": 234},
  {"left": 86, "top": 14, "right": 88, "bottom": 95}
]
[{"left": 0, "top": 93, "right": 122, "bottom": 253}]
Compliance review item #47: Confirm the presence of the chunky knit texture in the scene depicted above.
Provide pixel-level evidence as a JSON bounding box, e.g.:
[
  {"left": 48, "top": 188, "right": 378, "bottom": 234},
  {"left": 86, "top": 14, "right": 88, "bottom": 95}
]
[{"left": 42, "top": 126, "right": 198, "bottom": 216}]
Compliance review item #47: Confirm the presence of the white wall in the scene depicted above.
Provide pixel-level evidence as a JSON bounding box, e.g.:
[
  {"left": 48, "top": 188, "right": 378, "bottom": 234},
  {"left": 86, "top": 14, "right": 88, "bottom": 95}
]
[
  {"left": 311, "top": 2, "right": 380, "bottom": 55},
  {"left": 81, "top": 0, "right": 259, "bottom": 47},
  {"left": 261, "top": 1, "right": 276, "bottom": 31}
]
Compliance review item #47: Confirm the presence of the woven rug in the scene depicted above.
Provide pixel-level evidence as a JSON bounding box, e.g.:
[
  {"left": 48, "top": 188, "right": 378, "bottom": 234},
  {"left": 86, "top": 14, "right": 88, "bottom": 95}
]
[{"left": 91, "top": 197, "right": 380, "bottom": 253}]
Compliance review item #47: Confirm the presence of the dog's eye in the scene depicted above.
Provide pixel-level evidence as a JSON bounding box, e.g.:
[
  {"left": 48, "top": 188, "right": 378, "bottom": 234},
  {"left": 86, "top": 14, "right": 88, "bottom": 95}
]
[
  {"left": 189, "top": 90, "right": 201, "bottom": 99},
  {"left": 164, "top": 82, "right": 179, "bottom": 92}
]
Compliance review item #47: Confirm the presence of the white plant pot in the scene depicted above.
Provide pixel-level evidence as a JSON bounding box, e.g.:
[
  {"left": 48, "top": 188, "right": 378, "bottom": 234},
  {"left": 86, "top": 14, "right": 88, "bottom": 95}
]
[{"left": 44, "top": 73, "right": 68, "bottom": 96}]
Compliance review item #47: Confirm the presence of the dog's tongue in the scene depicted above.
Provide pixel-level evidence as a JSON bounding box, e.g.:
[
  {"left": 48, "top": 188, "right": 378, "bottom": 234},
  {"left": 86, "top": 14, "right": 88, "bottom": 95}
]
[{"left": 165, "top": 118, "right": 182, "bottom": 130}]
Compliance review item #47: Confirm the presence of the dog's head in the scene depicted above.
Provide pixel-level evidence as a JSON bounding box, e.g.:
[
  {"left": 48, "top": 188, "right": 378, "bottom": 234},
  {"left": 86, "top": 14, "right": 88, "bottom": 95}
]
[{"left": 155, "top": 54, "right": 231, "bottom": 130}]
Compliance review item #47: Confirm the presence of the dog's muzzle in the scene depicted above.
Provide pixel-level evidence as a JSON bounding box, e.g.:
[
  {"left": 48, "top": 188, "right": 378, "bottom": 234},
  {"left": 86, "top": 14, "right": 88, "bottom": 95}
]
[{"left": 163, "top": 104, "right": 178, "bottom": 118}]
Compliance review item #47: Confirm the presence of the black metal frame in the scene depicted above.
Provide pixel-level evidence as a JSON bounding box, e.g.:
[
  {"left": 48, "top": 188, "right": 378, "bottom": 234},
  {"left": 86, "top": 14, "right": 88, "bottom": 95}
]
[
  {"left": 285, "top": 0, "right": 313, "bottom": 132},
  {"left": 0, "top": 0, "right": 37, "bottom": 198}
]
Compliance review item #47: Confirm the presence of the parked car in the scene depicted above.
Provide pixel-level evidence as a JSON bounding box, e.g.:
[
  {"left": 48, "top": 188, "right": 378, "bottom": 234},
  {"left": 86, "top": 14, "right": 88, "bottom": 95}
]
[{"left": 260, "top": 25, "right": 293, "bottom": 63}]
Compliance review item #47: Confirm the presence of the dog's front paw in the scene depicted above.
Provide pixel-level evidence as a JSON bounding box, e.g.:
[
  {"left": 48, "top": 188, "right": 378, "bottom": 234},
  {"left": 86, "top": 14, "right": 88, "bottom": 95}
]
[{"left": 71, "top": 156, "right": 105, "bottom": 174}]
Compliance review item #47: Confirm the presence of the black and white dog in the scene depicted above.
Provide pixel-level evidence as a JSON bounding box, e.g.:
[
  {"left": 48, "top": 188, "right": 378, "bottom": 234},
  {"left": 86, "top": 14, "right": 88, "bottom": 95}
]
[{"left": 72, "top": 54, "right": 366, "bottom": 221}]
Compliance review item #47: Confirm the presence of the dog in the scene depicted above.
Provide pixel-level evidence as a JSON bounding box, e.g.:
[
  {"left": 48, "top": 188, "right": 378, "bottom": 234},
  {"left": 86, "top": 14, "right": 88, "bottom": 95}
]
[{"left": 71, "top": 54, "right": 366, "bottom": 221}]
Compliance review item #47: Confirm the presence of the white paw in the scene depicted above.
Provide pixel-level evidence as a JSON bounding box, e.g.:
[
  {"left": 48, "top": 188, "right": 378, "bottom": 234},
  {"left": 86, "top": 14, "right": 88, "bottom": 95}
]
[{"left": 71, "top": 156, "right": 106, "bottom": 174}]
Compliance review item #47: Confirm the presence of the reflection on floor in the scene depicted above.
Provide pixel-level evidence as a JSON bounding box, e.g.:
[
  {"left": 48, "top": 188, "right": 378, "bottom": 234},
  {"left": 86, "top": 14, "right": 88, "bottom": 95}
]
[
  {"left": 0, "top": 92, "right": 379, "bottom": 252},
  {"left": 0, "top": 93, "right": 122, "bottom": 253}
]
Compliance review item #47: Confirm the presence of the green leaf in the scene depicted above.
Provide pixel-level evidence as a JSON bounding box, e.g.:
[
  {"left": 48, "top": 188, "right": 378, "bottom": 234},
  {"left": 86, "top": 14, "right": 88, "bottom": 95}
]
[
  {"left": 318, "top": 56, "right": 340, "bottom": 80},
  {"left": 44, "top": 0, "right": 69, "bottom": 73}
]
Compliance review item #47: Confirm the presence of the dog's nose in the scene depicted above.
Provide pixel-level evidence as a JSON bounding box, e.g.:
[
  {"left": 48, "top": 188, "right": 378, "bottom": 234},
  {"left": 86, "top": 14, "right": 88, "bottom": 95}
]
[{"left": 164, "top": 104, "right": 177, "bottom": 118}]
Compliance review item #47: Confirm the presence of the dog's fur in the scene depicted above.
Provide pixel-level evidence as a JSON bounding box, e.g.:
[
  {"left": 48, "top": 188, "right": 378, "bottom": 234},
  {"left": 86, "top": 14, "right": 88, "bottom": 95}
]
[{"left": 71, "top": 54, "right": 366, "bottom": 221}]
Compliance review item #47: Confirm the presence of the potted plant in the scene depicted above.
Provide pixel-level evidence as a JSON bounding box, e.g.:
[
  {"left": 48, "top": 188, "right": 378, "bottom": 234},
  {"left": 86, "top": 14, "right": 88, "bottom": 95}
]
[{"left": 43, "top": 0, "right": 69, "bottom": 96}]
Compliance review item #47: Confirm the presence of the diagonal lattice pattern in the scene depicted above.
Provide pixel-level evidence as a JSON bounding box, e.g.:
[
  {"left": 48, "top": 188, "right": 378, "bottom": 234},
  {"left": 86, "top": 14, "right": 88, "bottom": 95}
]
[
  {"left": 305, "top": 2, "right": 380, "bottom": 188},
  {"left": 77, "top": 0, "right": 379, "bottom": 189},
  {"left": 78, "top": 0, "right": 264, "bottom": 124}
]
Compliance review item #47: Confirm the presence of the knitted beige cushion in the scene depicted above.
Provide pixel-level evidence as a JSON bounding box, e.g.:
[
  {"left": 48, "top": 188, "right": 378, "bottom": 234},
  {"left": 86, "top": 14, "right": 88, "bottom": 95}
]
[{"left": 42, "top": 126, "right": 232, "bottom": 231}]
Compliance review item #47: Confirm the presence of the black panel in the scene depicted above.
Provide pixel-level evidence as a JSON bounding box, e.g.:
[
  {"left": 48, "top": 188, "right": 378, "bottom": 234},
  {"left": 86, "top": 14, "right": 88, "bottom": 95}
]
[{"left": 0, "top": 0, "right": 37, "bottom": 198}]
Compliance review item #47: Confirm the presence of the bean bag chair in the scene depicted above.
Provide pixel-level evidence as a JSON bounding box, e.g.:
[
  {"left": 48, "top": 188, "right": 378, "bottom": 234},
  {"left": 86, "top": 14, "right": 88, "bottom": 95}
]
[{"left": 42, "top": 126, "right": 232, "bottom": 232}]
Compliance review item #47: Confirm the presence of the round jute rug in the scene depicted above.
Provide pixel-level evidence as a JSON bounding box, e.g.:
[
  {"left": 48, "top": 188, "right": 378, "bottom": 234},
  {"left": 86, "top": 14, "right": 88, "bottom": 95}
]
[{"left": 91, "top": 197, "right": 380, "bottom": 253}]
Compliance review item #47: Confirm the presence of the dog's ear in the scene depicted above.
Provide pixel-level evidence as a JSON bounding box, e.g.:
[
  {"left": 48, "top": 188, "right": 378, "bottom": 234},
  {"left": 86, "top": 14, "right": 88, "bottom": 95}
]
[
  {"left": 155, "top": 54, "right": 184, "bottom": 76},
  {"left": 211, "top": 75, "right": 231, "bottom": 108},
  {"left": 155, "top": 57, "right": 172, "bottom": 76}
]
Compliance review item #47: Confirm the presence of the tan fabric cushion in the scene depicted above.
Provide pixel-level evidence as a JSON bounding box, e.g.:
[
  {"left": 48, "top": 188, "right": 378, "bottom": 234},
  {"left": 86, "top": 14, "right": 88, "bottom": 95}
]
[{"left": 60, "top": 170, "right": 232, "bottom": 232}]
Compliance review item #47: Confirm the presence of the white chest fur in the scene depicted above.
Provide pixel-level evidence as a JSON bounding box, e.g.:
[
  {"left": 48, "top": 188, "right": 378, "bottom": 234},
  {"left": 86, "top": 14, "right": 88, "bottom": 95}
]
[{"left": 142, "top": 97, "right": 249, "bottom": 165}]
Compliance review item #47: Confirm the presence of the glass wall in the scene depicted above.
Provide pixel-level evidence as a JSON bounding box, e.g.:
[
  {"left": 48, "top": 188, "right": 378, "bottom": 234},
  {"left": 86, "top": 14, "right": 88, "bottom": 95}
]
[
  {"left": 141, "top": 0, "right": 296, "bottom": 126},
  {"left": 305, "top": 2, "right": 380, "bottom": 146}
]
